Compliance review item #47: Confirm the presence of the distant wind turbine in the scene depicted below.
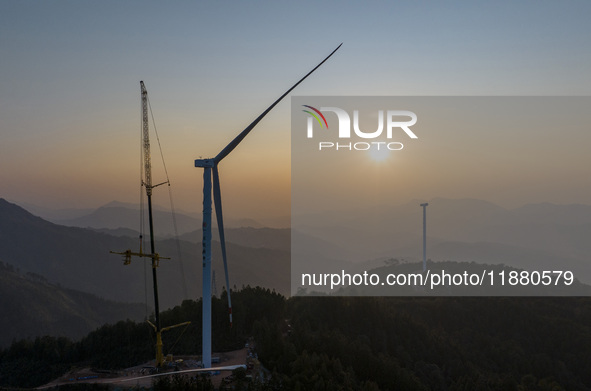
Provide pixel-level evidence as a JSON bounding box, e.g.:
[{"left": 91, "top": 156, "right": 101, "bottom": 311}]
[
  {"left": 420, "top": 203, "right": 428, "bottom": 272},
  {"left": 195, "top": 44, "right": 342, "bottom": 368}
]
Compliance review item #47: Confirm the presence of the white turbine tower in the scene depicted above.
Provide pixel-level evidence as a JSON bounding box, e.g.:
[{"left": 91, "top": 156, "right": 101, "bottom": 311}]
[
  {"left": 420, "top": 202, "right": 428, "bottom": 272},
  {"left": 195, "top": 44, "right": 342, "bottom": 368}
]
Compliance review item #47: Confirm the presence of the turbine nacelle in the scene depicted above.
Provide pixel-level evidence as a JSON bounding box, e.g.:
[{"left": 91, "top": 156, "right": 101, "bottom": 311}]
[{"left": 195, "top": 158, "right": 215, "bottom": 168}]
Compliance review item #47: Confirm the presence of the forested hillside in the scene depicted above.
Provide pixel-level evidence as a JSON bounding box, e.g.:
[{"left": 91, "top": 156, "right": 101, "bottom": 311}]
[
  {"left": 0, "top": 262, "right": 146, "bottom": 347},
  {"left": 1, "top": 287, "right": 590, "bottom": 390}
]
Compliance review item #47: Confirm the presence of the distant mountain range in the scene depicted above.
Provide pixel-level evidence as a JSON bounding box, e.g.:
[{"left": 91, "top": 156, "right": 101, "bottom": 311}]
[
  {"left": 0, "top": 199, "right": 290, "bottom": 310},
  {"left": 56, "top": 205, "right": 201, "bottom": 237},
  {"left": 293, "top": 198, "right": 591, "bottom": 285},
  {"left": 16, "top": 200, "right": 290, "bottom": 234},
  {"left": 8, "top": 197, "right": 591, "bottom": 288},
  {"left": 0, "top": 261, "right": 146, "bottom": 347}
]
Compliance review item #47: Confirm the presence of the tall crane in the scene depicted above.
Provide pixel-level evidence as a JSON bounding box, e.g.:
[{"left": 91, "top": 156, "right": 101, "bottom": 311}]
[
  {"left": 141, "top": 80, "right": 165, "bottom": 368},
  {"left": 111, "top": 81, "right": 187, "bottom": 368}
]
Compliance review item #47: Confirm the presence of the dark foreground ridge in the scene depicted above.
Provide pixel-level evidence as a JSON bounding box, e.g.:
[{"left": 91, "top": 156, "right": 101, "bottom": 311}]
[{"left": 1, "top": 286, "right": 590, "bottom": 390}]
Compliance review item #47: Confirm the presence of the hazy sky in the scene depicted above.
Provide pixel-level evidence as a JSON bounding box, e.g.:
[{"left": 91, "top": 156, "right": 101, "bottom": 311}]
[{"left": 2, "top": 1, "right": 591, "bottom": 219}]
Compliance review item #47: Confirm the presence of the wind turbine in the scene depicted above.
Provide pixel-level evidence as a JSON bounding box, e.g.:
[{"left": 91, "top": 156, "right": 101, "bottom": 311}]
[
  {"left": 420, "top": 202, "right": 428, "bottom": 272},
  {"left": 195, "top": 44, "right": 342, "bottom": 368}
]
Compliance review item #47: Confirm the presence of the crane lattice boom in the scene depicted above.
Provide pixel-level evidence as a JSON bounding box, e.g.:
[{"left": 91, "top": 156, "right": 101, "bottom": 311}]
[{"left": 140, "top": 81, "right": 152, "bottom": 195}]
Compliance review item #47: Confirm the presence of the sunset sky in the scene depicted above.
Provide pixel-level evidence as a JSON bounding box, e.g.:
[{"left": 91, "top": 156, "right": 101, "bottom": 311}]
[{"left": 2, "top": 1, "right": 591, "bottom": 220}]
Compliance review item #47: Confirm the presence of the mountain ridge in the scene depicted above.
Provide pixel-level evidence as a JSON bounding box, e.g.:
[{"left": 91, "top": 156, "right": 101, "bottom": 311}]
[
  {"left": 0, "top": 261, "right": 146, "bottom": 347},
  {"left": 0, "top": 198, "right": 290, "bottom": 309}
]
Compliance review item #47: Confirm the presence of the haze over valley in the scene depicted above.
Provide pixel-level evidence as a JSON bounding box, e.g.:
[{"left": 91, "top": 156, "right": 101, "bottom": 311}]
[{"left": 3, "top": 194, "right": 590, "bottom": 316}]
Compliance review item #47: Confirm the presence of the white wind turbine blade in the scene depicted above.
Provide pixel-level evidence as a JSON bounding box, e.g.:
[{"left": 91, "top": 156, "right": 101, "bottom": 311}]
[
  {"left": 214, "top": 43, "right": 342, "bottom": 163},
  {"left": 212, "top": 164, "right": 232, "bottom": 327}
]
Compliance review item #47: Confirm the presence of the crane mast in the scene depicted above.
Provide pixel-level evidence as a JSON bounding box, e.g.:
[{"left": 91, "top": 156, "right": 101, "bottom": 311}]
[
  {"left": 111, "top": 81, "right": 186, "bottom": 369},
  {"left": 140, "top": 80, "right": 164, "bottom": 367},
  {"left": 141, "top": 81, "right": 153, "bottom": 195}
]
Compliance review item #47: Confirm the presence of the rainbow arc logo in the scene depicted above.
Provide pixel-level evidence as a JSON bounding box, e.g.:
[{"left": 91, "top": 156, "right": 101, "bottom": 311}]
[{"left": 302, "top": 105, "right": 329, "bottom": 129}]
